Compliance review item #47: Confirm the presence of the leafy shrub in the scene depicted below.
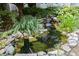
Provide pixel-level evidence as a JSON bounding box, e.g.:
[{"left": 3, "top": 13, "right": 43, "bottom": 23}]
[
  {"left": 0, "top": 10, "right": 17, "bottom": 31},
  {"left": 23, "top": 7, "right": 61, "bottom": 18},
  {"left": 31, "top": 42, "right": 48, "bottom": 52},
  {"left": 57, "top": 6, "right": 79, "bottom": 32}
]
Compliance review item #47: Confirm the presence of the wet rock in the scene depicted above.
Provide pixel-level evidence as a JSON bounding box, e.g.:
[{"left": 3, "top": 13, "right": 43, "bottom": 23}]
[
  {"left": 37, "top": 51, "right": 46, "bottom": 56},
  {"left": 61, "top": 44, "right": 71, "bottom": 52}
]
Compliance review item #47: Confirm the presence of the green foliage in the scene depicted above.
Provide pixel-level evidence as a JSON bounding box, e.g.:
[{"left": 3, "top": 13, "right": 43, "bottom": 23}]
[
  {"left": 23, "top": 7, "right": 61, "bottom": 18},
  {"left": 31, "top": 42, "right": 48, "bottom": 52},
  {"left": 57, "top": 6, "right": 79, "bottom": 32},
  {"left": 0, "top": 15, "right": 43, "bottom": 38},
  {"left": 12, "top": 15, "right": 43, "bottom": 36},
  {"left": 0, "top": 10, "right": 17, "bottom": 32}
]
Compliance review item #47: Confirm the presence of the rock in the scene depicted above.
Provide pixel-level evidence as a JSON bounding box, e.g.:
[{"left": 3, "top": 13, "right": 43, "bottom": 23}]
[
  {"left": 37, "top": 51, "right": 46, "bottom": 56},
  {"left": 4, "top": 44, "right": 15, "bottom": 55},
  {"left": 46, "top": 23, "right": 51, "bottom": 27},
  {"left": 40, "top": 29, "right": 48, "bottom": 34},
  {"left": 48, "top": 50, "right": 65, "bottom": 56},
  {"left": 48, "top": 51, "right": 56, "bottom": 56},
  {"left": 7, "top": 34, "right": 16, "bottom": 43},
  {"left": 68, "top": 39, "right": 77, "bottom": 47},
  {"left": 43, "top": 29, "right": 48, "bottom": 32},
  {"left": 51, "top": 36, "right": 57, "bottom": 39},
  {"left": 74, "top": 30, "right": 79, "bottom": 34},
  {"left": 15, "top": 54, "right": 27, "bottom": 56},
  {"left": 15, "top": 53, "right": 37, "bottom": 56},
  {"left": 57, "top": 50, "right": 65, "bottom": 56},
  {"left": 0, "top": 48, "right": 5, "bottom": 54},
  {"left": 11, "top": 34, "right": 16, "bottom": 38},
  {"left": 67, "top": 33, "right": 78, "bottom": 47},
  {"left": 29, "top": 37, "right": 37, "bottom": 42},
  {"left": 23, "top": 33, "right": 29, "bottom": 39},
  {"left": 15, "top": 31, "right": 23, "bottom": 38},
  {"left": 67, "top": 33, "right": 78, "bottom": 38},
  {"left": 69, "top": 44, "right": 79, "bottom": 56},
  {"left": 61, "top": 31, "right": 67, "bottom": 35},
  {"left": 26, "top": 53, "right": 37, "bottom": 56},
  {"left": 68, "top": 36, "right": 78, "bottom": 41},
  {"left": 61, "top": 44, "right": 71, "bottom": 52},
  {"left": 69, "top": 52, "right": 76, "bottom": 56}
]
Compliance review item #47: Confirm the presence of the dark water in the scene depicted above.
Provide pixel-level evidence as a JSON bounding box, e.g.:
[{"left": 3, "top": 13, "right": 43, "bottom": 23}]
[{"left": 20, "top": 39, "right": 31, "bottom": 53}]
